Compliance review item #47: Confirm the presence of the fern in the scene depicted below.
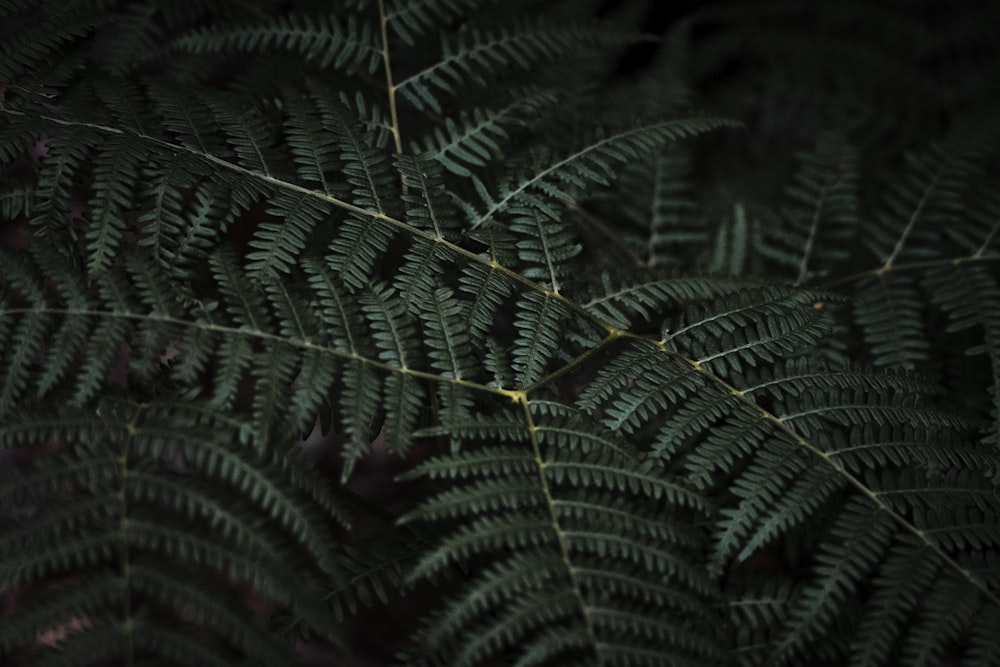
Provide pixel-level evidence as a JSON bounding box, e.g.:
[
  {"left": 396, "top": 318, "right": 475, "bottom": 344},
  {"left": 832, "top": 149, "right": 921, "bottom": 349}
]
[{"left": 2, "top": 0, "right": 1000, "bottom": 665}]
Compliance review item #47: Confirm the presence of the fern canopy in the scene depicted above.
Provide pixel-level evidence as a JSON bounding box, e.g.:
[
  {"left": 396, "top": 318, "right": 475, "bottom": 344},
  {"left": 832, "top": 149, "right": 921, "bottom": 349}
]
[{"left": 2, "top": 0, "right": 1000, "bottom": 665}]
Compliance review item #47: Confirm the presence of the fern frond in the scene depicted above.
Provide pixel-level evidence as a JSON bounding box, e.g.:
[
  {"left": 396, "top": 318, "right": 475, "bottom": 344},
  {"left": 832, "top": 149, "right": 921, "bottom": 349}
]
[
  {"left": 392, "top": 155, "right": 463, "bottom": 308},
  {"left": 209, "top": 100, "right": 275, "bottom": 176},
  {"left": 928, "top": 263, "right": 1000, "bottom": 444},
  {"left": 325, "top": 524, "right": 426, "bottom": 621},
  {"left": 847, "top": 540, "right": 940, "bottom": 667},
  {"left": 511, "top": 209, "right": 581, "bottom": 294},
  {"left": 284, "top": 91, "right": 339, "bottom": 195},
  {"left": 96, "top": 4, "right": 163, "bottom": 76},
  {"left": 171, "top": 12, "right": 380, "bottom": 74},
  {"left": 582, "top": 271, "right": 761, "bottom": 330},
  {"left": 664, "top": 286, "right": 834, "bottom": 375},
  {"left": 456, "top": 257, "right": 517, "bottom": 342},
  {"left": 3, "top": 1, "right": 1000, "bottom": 664},
  {"left": 400, "top": 400, "right": 724, "bottom": 666},
  {"left": 864, "top": 135, "right": 982, "bottom": 269},
  {"left": 313, "top": 87, "right": 399, "bottom": 215},
  {"left": 420, "top": 287, "right": 475, "bottom": 381},
  {"left": 765, "top": 498, "right": 895, "bottom": 666},
  {"left": 361, "top": 283, "right": 424, "bottom": 454},
  {"left": 29, "top": 124, "right": 101, "bottom": 241},
  {"left": 135, "top": 155, "right": 207, "bottom": 269},
  {"left": 595, "top": 149, "right": 703, "bottom": 269},
  {"left": 511, "top": 291, "right": 574, "bottom": 389},
  {"left": 0, "top": 401, "right": 351, "bottom": 665},
  {"left": 410, "top": 89, "right": 559, "bottom": 177},
  {"left": 759, "top": 133, "right": 860, "bottom": 283},
  {"left": 210, "top": 248, "right": 271, "bottom": 330},
  {"left": 325, "top": 209, "right": 396, "bottom": 291},
  {"left": 853, "top": 274, "right": 929, "bottom": 369},
  {"left": 464, "top": 117, "right": 737, "bottom": 230},
  {"left": 0, "top": 6, "right": 105, "bottom": 85},
  {"left": 386, "top": 0, "right": 496, "bottom": 46},
  {"left": 245, "top": 191, "right": 332, "bottom": 279},
  {"left": 395, "top": 21, "right": 637, "bottom": 114},
  {"left": 148, "top": 82, "right": 227, "bottom": 155}
]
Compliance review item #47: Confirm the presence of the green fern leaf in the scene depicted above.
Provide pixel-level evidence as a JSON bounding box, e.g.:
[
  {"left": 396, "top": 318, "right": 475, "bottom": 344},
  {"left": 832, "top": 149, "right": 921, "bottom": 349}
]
[
  {"left": 854, "top": 274, "right": 929, "bottom": 369},
  {"left": 410, "top": 89, "right": 559, "bottom": 177},
  {"left": 245, "top": 191, "right": 332, "bottom": 279},
  {"left": 464, "top": 117, "right": 738, "bottom": 230},
  {"left": 172, "top": 12, "right": 380, "bottom": 74},
  {"left": 85, "top": 137, "right": 148, "bottom": 275},
  {"left": 396, "top": 21, "right": 641, "bottom": 114},
  {"left": 386, "top": 0, "right": 496, "bottom": 45},
  {"left": 400, "top": 401, "right": 724, "bottom": 666},
  {"left": 511, "top": 291, "right": 572, "bottom": 389}
]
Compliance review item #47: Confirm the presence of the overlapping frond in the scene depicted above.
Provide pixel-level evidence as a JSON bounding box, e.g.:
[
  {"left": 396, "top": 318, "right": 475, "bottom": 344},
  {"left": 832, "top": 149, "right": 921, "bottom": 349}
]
[
  {"left": 385, "top": 0, "right": 497, "bottom": 45},
  {"left": 758, "top": 133, "right": 860, "bottom": 283},
  {"left": 171, "top": 13, "right": 381, "bottom": 74},
  {"left": 0, "top": 401, "right": 351, "bottom": 665},
  {"left": 410, "top": 89, "right": 559, "bottom": 177},
  {"left": 395, "top": 20, "right": 640, "bottom": 114},
  {"left": 2, "top": 0, "right": 1000, "bottom": 665},
  {"left": 400, "top": 400, "right": 725, "bottom": 666},
  {"left": 463, "top": 117, "right": 738, "bottom": 230}
]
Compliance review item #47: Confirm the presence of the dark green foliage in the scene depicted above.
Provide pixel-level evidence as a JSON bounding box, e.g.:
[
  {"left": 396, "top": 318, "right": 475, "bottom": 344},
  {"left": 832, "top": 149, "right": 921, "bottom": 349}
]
[{"left": 1, "top": 0, "right": 1000, "bottom": 665}]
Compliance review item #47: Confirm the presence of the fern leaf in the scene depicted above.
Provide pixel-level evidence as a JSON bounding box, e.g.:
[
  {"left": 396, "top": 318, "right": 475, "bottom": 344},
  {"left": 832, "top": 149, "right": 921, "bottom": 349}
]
[
  {"left": 511, "top": 291, "right": 572, "bottom": 389},
  {"left": 327, "top": 531, "right": 417, "bottom": 620},
  {"left": 149, "top": 82, "right": 227, "bottom": 155},
  {"left": 249, "top": 340, "right": 300, "bottom": 445},
  {"left": 864, "top": 137, "right": 978, "bottom": 267},
  {"left": 410, "top": 89, "right": 559, "bottom": 177},
  {"left": 582, "top": 271, "right": 760, "bottom": 330},
  {"left": 361, "top": 283, "right": 423, "bottom": 454},
  {"left": 396, "top": 154, "right": 462, "bottom": 238},
  {"left": 386, "top": 0, "right": 496, "bottom": 45},
  {"left": 464, "top": 117, "right": 737, "bottom": 229},
  {"left": 420, "top": 286, "right": 475, "bottom": 381},
  {"left": 854, "top": 274, "right": 929, "bottom": 369},
  {"left": 0, "top": 300, "right": 52, "bottom": 416},
  {"left": 327, "top": 211, "right": 397, "bottom": 290},
  {"left": 29, "top": 124, "right": 101, "bottom": 240},
  {"left": 313, "top": 87, "right": 398, "bottom": 215},
  {"left": 171, "top": 13, "right": 380, "bottom": 74},
  {"left": 392, "top": 156, "right": 463, "bottom": 308},
  {"left": 765, "top": 499, "right": 895, "bottom": 666},
  {"left": 341, "top": 359, "right": 383, "bottom": 480},
  {"left": 396, "top": 21, "right": 641, "bottom": 114},
  {"left": 0, "top": 7, "right": 105, "bottom": 85},
  {"left": 284, "top": 91, "right": 339, "bottom": 195},
  {"left": 602, "top": 149, "right": 704, "bottom": 269},
  {"left": 245, "top": 191, "right": 332, "bottom": 279},
  {"left": 511, "top": 208, "right": 581, "bottom": 294},
  {"left": 210, "top": 248, "right": 271, "bottom": 330},
  {"left": 209, "top": 335, "right": 253, "bottom": 411},
  {"left": 927, "top": 264, "right": 1000, "bottom": 445},
  {"left": 457, "top": 260, "right": 516, "bottom": 341},
  {"left": 33, "top": 280, "right": 94, "bottom": 400},
  {"left": 209, "top": 100, "right": 275, "bottom": 176},
  {"left": 0, "top": 402, "right": 351, "bottom": 664},
  {"left": 134, "top": 155, "right": 202, "bottom": 265},
  {"left": 751, "top": 134, "right": 860, "bottom": 282},
  {"left": 664, "top": 286, "right": 834, "bottom": 375},
  {"left": 400, "top": 401, "right": 724, "bottom": 666},
  {"left": 84, "top": 137, "right": 148, "bottom": 275}
]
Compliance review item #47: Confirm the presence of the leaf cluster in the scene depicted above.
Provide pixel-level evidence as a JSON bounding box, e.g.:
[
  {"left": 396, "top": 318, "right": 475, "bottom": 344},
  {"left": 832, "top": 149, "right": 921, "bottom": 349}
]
[{"left": 1, "top": 0, "right": 1000, "bottom": 665}]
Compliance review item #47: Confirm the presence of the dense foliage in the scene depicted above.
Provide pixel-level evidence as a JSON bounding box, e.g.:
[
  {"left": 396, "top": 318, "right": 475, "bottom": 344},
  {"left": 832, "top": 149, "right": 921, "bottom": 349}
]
[{"left": 2, "top": 1, "right": 1000, "bottom": 665}]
